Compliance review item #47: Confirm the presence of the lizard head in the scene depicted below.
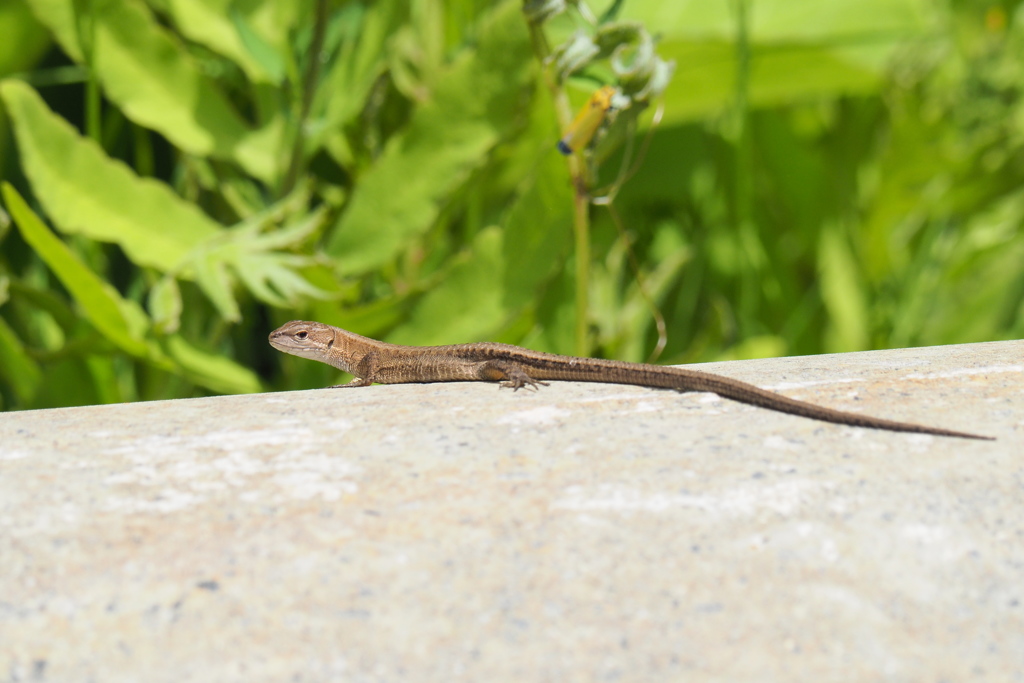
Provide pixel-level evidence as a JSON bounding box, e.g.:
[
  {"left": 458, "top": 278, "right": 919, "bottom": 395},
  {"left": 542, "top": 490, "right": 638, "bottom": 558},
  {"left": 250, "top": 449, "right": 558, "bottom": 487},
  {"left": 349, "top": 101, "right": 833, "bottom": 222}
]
[{"left": 268, "top": 320, "right": 340, "bottom": 364}]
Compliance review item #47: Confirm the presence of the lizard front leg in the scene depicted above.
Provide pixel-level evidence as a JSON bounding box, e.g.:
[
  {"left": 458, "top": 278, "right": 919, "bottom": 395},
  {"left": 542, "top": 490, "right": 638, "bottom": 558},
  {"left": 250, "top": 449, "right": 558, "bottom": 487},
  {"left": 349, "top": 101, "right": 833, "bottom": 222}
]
[
  {"left": 329, "top": 352, "right": 378, "bottom": 388},
  {"left": 329, "top": 377, "right": 374, "bottom": 388},
  {"left": 475, "top": 359, "right": 549, "bottom": 390}
]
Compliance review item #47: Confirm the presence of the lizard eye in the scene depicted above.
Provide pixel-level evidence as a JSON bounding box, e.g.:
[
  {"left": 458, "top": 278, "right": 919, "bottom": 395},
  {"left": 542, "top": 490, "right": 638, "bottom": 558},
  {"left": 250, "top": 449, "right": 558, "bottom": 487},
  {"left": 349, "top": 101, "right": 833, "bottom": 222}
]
[{"left": 295, "top": 331, "right": 308, "bottom": 340}]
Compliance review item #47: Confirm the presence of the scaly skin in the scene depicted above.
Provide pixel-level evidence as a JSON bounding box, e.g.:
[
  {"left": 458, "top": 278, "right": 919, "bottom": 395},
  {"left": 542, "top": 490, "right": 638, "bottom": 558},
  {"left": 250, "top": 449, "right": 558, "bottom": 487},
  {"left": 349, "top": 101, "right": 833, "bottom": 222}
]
[{"left": 269, "top": 320, "right": 994, "bottom": 440}]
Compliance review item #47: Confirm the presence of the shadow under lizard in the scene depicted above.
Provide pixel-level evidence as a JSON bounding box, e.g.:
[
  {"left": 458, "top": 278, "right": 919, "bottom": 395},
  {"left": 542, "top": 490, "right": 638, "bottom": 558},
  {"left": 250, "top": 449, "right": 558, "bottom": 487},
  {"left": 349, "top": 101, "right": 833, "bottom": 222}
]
[{"left": 269, "top": 321, "right": 993, "bottom": 440}]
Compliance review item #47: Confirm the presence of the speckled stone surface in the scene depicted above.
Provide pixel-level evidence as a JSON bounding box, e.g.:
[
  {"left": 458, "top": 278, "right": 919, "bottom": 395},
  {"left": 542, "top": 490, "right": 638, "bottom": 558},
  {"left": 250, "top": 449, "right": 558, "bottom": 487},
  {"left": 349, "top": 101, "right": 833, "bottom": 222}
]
[{"left": 1, "top": 341, "right": 1022, "bottom": 682}]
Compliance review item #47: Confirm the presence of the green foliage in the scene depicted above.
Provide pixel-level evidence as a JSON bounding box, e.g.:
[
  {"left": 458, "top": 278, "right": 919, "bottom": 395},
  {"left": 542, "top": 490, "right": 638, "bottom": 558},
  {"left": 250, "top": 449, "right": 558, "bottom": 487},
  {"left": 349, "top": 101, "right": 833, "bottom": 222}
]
[
  {"left": 1, "top": 0, "right": 1022, "bottom": 411},
  {"left": 3, "top": 80, "right": 220, "bottom": 270},
  {"left": 326, "top": 0, "right": 534, "bottom": 273}
]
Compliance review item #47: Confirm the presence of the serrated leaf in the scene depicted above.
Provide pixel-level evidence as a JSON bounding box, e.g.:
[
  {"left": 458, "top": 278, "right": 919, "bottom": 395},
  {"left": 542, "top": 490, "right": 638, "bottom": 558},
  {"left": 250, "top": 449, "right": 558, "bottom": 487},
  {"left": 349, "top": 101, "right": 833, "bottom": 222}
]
[
  {"left": 229, "top": 249, "right": 329, "bottom": 308},
  {"left": 193, "top": 251, "right": 240, "bottom": 322},
  {"left": 256, "top": 258, "right": 327, "bottom": 300},
  {"left": 186, "top": 215, "right": 330, "bottom": 314},
  {"left": 1, "top": 79, "right": 221, "bottom": 271},
  {"left": 325, "top": 0, "right": 534, "bottom": 274},
  {"left": 3, "top": 187, "right": 250, "bottom": 397},
  {"left": 232, "top": 253, "right": 291, "bottom": 307},
  {"left": 22, "top": 0, "right": 279, "bottom": 180},
  {"left": 2, "top": 182, "right": 152, "bottom": 358},
  {"left": 247, "top": 207, "right": 326, "bottom": 251}
]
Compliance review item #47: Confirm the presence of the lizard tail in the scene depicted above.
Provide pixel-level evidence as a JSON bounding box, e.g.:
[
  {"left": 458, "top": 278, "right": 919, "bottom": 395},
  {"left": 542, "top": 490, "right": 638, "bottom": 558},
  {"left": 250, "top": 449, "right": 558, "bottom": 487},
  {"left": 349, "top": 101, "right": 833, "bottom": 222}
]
[
  {"left": 689, "top": 371, "right": 992, "bottom": 440},
  {"left": 532, "top": 359, "right": 993, "bottom": 440}
]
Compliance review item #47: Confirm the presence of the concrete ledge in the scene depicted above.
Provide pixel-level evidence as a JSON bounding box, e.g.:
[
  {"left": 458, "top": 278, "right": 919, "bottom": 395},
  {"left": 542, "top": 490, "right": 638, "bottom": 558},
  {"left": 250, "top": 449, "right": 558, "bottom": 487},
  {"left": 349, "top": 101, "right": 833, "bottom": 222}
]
[{"left": 1, "top": 341, "right": 1022, "bottom": 681}]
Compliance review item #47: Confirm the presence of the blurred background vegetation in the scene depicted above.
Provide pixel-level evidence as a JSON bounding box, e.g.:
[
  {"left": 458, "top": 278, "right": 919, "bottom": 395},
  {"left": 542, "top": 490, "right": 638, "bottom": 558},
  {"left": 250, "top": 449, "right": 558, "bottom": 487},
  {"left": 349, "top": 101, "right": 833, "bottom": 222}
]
[{"left": 1, "top": 0, "right": 1022, "bottom": 411}]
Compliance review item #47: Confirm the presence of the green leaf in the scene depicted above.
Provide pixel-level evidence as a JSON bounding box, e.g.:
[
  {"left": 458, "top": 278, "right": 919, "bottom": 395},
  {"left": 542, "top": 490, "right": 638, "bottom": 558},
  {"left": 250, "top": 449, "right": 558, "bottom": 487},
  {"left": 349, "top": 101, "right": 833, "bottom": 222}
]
[
  {"left": 3, "top": 80, "right": 320, "bottom": 326},
  {"left": 0, "top": 313, "right": 43, "bottom": 405},
  {"left": 714, "top": 335, "right": 788, "bottom": 362},
  {"left": 216, "top": 0, "right": 301, "bottom": 61},
  {"left": 243, "top": 206, "right": 326, "bottom": 251},
  {"left": 193, "top": 251, "right": 240, "bottom": 322},
  {"left": 229, "top": 7, "right": 286, "bottom": 84},
  {"left": 0, "top": 205, "right": 10, "bottom": 246},
  {"left": 85, "top": 353, "right": 126, "bottom": 404},
  {"left": 230, "top": 253, "right": 317, "bottom": 307},
  {"left": 4, "top": 184, "right": 260, "bottom": 395},
  {"left": 157, "top": 0, "right": 278, "bottom": 83},
  {"left": 386, "top": 134, "right": 573, "bottom": 347},
  {"left": 21, "top": 0, "right": 280, "bottom": 180},
  {"left": 622, "top": 0, "right": 932, "bottom": 126},
  {"left": 387, "top": 226, "right": 506, "bottom": 345},
  {"left": 818, "top": 223, "right": 868, "bottom": 352},
  {"left": 500, "top": 151, "right": 574, "bottom": 311},
  {"left": 29, "top": 356, "right": 106, "bottom": 409},
  {"left": 895, "top": 194, "right": 1024, "bottom": 346},
  {"left": 2, "top": 182, "right": 152, "bottom": 358},
  {"left": 592, "top": 221, "right": 691, "bottom": 362},
  {"left": 320, "top": 295, "right": 409, "bottom": 340},
  {"left": 163, "top": 334, "right": 263, "bottom": 394},
  {"left": 311, "top": 2, "right": 405, "bottom": 155},
  {"left": 325, "top": 0, "right": 535, "bottom": 273},
  {"left": 0, "top": 79, "right": 221, "bottom": 271},
  {"left": 0, "top": 0, "right": 51, "bottom": 76},
  {"left": 6, "top": 279, "right": 79, "bottom": 336},
  {"left": 184, "top": 209, "right": 331, "bottom": 318},
  {"left": 148, "top": 275, "right": 182, "bottom": 334},
  {"left": 373, "top": 101, "right": 575, "bottom": 348}
]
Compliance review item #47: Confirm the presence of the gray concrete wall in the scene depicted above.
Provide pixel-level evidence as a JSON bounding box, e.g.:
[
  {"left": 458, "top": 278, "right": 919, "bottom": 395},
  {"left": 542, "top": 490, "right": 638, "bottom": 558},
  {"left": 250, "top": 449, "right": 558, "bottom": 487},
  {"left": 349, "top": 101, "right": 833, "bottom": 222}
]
[{"left": 1, "top": 340, "right": 1021, "bottom": 681}]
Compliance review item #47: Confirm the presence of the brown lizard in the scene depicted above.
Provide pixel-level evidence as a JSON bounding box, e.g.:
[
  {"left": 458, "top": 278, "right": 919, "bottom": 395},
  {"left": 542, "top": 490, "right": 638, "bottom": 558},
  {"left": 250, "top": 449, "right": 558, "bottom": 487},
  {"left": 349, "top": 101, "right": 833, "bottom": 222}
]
[{"left": 268, "top": 320, "right": 993, "bottom": 440}]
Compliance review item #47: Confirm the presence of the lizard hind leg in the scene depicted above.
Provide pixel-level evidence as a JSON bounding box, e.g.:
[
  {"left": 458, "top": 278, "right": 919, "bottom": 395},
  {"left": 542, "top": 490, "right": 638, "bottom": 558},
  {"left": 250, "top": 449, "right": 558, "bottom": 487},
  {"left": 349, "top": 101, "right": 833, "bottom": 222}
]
[{"left": 476, "top": 360, "right": 549, "bottom": 391}]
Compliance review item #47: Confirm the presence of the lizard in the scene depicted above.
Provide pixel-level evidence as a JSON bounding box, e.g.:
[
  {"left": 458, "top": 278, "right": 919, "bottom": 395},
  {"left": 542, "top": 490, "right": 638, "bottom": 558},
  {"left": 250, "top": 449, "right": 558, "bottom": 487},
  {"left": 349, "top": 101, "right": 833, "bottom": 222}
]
[{"left": 268, "top": 320, "right": 993, "bottom": 440}]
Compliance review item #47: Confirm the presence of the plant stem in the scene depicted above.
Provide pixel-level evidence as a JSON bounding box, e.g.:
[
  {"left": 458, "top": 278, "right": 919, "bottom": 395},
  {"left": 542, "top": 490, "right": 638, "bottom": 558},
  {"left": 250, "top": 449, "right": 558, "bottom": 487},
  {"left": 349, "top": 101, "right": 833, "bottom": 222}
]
[
  {"left": 570, "top": 171, "right": 591, "bottom": 355},
  {"left": 74, "top": 0, "right": 101, "bottom": 143},
  {"left": 282, "top": 0, "right": 328, "bottom": 196},
  {"left": 731, "top": 0, "right": 757, "bottom": 337},
  {"left": 526, "top": 19, "right": 592, "bottom": 355}
]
